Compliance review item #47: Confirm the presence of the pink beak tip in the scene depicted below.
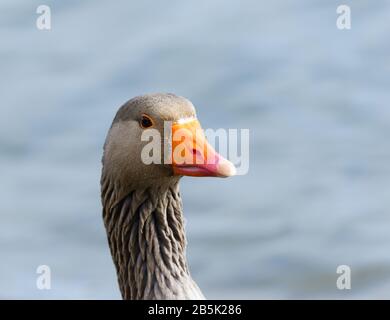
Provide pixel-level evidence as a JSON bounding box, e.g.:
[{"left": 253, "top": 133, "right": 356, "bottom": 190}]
[{"left": 217, "top": 159, "right": 237, "bottom": 177}]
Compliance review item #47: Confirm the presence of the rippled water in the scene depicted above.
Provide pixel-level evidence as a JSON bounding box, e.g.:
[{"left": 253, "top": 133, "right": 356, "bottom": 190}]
[{"left": 1, "top": 0, "right": 390, "bottom": 299}]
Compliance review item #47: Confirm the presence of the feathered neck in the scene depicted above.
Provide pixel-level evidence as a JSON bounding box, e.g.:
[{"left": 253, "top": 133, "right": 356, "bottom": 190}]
[{"left": 101, "top": 176, "right": 204, "bottom": 300}]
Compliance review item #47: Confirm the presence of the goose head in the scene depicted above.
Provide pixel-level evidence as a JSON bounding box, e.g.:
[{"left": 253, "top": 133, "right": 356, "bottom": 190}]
[
  {"left": 101, "top": 93, "right": 236, "bottom": 299},
  {"left": 102, "top": 93, "right": 236, "bottom": 200}
]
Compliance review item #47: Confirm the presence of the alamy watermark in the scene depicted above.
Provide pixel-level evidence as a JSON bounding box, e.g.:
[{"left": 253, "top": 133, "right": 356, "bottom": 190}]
[
  {"left": 336, "top": 265, "right": 351, "bottom": 290},
  {"left": 36, "top": 5, "right": 51, "bottom": 30},
  {"left": 140, "top": 119, "right": 250, "bottom": 175},
  {"left": 36, "top": 265, "right": 51, "bottom": 290},
  {"left": 336, "top": 5, "right": 351, "bottom": 30}
]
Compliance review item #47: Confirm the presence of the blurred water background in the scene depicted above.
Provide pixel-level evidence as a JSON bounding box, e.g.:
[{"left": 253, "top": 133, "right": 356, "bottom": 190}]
[{"left": 1, "top": 0, "right": 390, "bottom": 299}]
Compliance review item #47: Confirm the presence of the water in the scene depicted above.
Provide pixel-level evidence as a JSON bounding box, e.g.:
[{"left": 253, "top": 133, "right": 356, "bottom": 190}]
[{"left": 1, "top": 0, "right": 390, "bottom": 299}]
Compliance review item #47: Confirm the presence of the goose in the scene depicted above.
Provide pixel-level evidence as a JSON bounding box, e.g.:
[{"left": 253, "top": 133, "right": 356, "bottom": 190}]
[{"left": 101, "top": 93, "right": 236, "bottom": 300}]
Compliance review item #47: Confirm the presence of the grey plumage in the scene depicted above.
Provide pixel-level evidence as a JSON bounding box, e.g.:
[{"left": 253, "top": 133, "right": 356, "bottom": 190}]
[
  {"left": 101, "top": 93, "right": 205, "bottom": 299},
  {"left": 101, "top": 178, "right": 204, "bottom": 299}
]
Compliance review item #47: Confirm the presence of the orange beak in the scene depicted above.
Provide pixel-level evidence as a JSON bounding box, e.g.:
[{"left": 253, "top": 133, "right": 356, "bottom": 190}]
[{"left": 171, "top": 119, "right": 236, "bottom": 177}]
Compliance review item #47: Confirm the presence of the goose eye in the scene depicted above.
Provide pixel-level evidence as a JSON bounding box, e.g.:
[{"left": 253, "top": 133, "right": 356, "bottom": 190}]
[{"left": 140, "top": 115, "right": 153, "bottom": 129}]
